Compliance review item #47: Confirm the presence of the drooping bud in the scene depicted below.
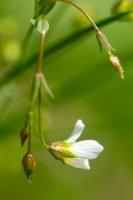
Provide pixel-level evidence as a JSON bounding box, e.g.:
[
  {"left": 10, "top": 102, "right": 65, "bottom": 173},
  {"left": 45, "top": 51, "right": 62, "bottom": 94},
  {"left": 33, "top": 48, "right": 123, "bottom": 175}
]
[
  {"left": 20, "top": 128, "right": 29, "bottom": 147},
  {"left": 22, "top": 153, "right": 36, "bottom": 183},
  {"left": 109, "top": 54, "right": 124, "bottom": 79},
  {"left": 96, "top": 29, "right": 115, "bottom": 53}
]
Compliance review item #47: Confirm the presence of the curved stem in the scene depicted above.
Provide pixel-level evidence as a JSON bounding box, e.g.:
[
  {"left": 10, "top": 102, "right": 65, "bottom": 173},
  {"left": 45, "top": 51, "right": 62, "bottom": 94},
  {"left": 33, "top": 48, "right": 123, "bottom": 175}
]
[
  {"left": 0, "top": 11, "right": 131, "bottom": 86},
  {"left": 38, "top": 86, "right": 49, "bottom": 149},
  {"left": 50, "top": 0, "right": 99, "bottom": 31}
]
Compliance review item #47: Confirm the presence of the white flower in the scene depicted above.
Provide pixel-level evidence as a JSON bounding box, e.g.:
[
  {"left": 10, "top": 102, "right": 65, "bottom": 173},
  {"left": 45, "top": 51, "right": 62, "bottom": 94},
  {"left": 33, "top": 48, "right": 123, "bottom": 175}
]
[{"left": 49, "top": 120, "right": 104, "bottom": 170}]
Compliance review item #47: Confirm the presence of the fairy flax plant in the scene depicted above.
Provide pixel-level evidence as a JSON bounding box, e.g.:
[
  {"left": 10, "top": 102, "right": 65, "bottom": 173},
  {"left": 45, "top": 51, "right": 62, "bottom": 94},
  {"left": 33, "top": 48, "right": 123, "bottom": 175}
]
[{"left": 19, "top": 0, "right": 132, "bottom": 182}]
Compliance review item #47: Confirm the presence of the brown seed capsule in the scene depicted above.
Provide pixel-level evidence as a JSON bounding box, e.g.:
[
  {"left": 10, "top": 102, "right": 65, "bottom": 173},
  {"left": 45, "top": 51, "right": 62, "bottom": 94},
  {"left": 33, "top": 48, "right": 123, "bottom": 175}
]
[
  {"left": 109, "top": 54, "right": 124, "bottom": 79},
  {"left": 20, "top": 128, "right": 29, "bottom": 146},
  {"left": 22, "top": 153, "right": 36, "bottom": 182}
]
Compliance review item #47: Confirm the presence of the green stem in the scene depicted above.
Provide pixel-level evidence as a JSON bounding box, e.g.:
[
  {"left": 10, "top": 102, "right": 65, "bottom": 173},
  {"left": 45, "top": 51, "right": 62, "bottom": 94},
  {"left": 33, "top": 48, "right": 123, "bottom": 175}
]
[
  {"left": 36, "top": 32, "right": 45, "bottom": 73},
  {"left": 38, "top": 86, "right": 49, "bottom": 149},
  {"left": 36, "top": 17, "right": 49, "bottom": 148},
  {"left": 50, "top": 0, "right": 99, "bottom": 30},
  {"left": 36, "top": 16, "right": 46, "bottom": 73},
  {"left": 0, "top": 12, "right": 131, "bottom": 86},
  {"left": 27, "top": 107, "right": 33, "bottom": 152}
]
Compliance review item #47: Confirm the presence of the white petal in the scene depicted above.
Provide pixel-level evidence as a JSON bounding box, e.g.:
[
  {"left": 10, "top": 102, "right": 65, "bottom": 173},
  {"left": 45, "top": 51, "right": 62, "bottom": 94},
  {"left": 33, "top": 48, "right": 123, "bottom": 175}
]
[
  {"left": 64, "top": 158, "right": 90, "bottom": 170},
  {"left": 69, "top": 140, "right": 104, "bottom": 160},
  {"left": 66, "top": 120, "right": 85, "bottom": 143}
]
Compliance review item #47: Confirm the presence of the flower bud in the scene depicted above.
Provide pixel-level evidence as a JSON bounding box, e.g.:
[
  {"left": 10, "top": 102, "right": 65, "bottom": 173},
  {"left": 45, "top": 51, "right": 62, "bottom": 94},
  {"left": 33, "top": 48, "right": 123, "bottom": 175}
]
[
  {"left": 109, "top": 54, "right": 124, "bottom": 79},
  {"left": 20, "top": 128, "right": 29, "bottom": 146},
  {"left": 96, "top": 30, "right": 115, "bottom": 53},
  {"left": 22, "top": 153, "right": 36, "bottom": 182}
]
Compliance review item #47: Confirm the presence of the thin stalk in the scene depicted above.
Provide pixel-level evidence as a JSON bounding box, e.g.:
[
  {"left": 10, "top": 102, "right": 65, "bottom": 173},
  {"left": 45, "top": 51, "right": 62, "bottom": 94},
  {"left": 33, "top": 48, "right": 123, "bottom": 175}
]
[
  {"left": 27, "top": 107, "right": 33, "bottom": 152},
  {"left": 36, "top": 33, "right": 45, "bottom": 72},
  {"left": 36, "top": 17, "right": 46, "bottom": 72},
  {"left": 38, "top": 87, "right": 49, "bottom": 149},
  {"left": 50, "top": 0, "right": 99, "bottom": 30},
  {"left": 36, "top": 16, "right": 49, "bottom": 148}
]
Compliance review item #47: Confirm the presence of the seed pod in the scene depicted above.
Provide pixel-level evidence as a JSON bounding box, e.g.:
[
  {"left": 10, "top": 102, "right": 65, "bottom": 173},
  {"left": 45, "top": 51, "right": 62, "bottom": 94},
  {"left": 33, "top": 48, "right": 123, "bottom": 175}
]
[
  {"left": 22, "top": 153, "right": 36, "bottom": 183},
  {"left": 20, "top": 128, "right": 29, "bottom": 146}
]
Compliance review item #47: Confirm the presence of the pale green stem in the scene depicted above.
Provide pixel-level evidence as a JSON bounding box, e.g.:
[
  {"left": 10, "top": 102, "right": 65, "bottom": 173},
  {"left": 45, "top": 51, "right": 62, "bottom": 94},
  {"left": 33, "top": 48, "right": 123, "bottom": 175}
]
[
  {"left": 38, "top": 86, "right": 49, "bottom": 149},
  {"left": 22, "top": 0, "right": 38, "bottom": 49},
  {"left": 27, "top": 106, "right": 33, "bottom": 152},
  {"left": 36, "top": 17, "right": 46, "bottom": 72},
  {"left": 36, "top": 16, "right": 49, "bottom": 148},
  {"left": 49, "top": 0, "right": 99, "bottom": 31}
]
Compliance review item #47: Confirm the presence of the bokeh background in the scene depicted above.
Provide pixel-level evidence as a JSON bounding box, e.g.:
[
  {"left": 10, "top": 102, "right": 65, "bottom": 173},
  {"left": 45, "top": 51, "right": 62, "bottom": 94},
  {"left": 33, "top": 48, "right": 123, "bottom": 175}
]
[{"left": 0, "top": 0, "right": 133, "bottom": 199}]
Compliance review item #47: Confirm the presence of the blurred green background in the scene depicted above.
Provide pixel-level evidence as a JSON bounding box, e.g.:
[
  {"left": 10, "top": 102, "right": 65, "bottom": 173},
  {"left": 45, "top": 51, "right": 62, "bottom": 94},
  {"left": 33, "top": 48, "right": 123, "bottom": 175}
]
[{"left": 0, "top": 0, "right": 133, "bottom": 199}]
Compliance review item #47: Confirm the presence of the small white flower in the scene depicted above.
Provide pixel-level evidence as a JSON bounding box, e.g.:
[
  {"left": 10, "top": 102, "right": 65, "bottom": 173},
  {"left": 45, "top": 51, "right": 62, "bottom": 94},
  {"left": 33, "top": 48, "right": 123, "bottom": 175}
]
[{"left": 49, "top": 120, "right": 104, "bottom": 170}]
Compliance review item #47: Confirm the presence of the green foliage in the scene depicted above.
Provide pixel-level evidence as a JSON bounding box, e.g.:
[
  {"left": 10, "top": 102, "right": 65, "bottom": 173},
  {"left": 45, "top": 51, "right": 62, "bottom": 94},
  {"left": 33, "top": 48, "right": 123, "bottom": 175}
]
[{"left": 0, "top": 0, "right": 133, "bottom": 200}]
